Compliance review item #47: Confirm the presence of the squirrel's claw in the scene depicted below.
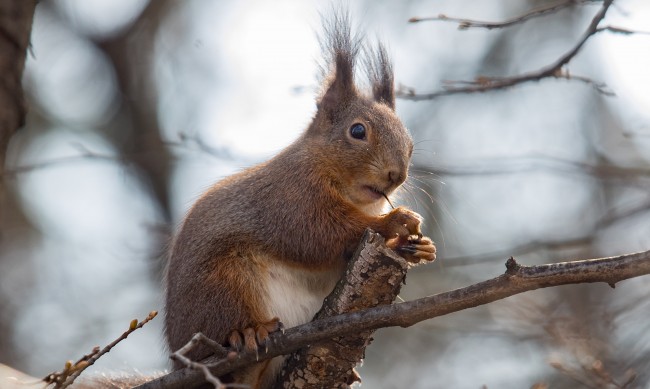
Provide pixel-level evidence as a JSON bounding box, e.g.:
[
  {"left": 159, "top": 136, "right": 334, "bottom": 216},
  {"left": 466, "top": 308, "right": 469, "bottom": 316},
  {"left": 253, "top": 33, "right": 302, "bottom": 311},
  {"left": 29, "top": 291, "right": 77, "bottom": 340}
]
[
  {"left": 395, "top": 236, "right": 437, "bottom": 263},
  {"left": 258, "top": 317, "right": 283, "bottom": 353},
  {"left": 237, "top": 327, "right": 258, "bottom": 360},
  {"left": 228, "top": 330, "right": 244, "bottom": 352},
  {"left": 228, "top": 317, "right": 284, "bottom": 357},
  {"left": 395, "top": 245, "right": 417, "bottom": 255}
]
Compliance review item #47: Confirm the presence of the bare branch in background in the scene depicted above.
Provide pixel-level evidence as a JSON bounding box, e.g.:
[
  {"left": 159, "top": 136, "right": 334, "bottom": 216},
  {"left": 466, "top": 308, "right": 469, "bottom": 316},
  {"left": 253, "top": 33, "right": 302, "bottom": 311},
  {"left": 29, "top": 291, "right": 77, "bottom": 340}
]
[
  {"left": 0, "top": 133, "right": 250, "bottom": 179},
  {"left": 408, "top": 152, "right": 650, "bottom": 267},
  {"left": 412, "top": 156, "right": 650, "bottom": 183},
  {"left": 425, "top": 197, "right": 650, "bottom": 267},
  {"left": 1, "top": 145, "right": 123, "bottom": 179},
  {"left": 597, "top": 25, "right": 650, "bottom": 35},
  {"left": 43, "top": 311, "right": 158, "bottom": 389},
  {"left": 408, "top": 0, "right": 595, "bottom": 29},
  {"left": 165, "top": 132, "right": 251, "bottom": 162},
  {"left": 399, "top": 0, "right": 627, "bottom": 99},
  {"left": 136, "top": 240, "right": 650, "bottom": 389}
]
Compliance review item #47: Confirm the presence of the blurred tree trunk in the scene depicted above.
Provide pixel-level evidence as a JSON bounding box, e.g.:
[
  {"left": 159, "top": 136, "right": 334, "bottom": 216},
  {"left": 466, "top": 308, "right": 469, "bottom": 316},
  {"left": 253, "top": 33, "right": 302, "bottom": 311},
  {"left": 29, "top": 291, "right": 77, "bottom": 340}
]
[
  {"left": 96, "top": 0, "right": 175, "bottom": 221},
  {"left": 0, "top": 0, "right": 35, "bottom": 169},
  {"left": 0, "top": 0, "right": 37, "bottom": 366}
]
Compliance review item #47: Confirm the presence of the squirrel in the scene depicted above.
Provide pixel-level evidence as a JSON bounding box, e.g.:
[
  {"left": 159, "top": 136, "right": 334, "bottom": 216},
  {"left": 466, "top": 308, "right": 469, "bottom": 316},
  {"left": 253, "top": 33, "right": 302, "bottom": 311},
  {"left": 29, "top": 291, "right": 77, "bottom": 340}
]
[{"left": 164, "top": 13, "right": 436, "bottom": 389}]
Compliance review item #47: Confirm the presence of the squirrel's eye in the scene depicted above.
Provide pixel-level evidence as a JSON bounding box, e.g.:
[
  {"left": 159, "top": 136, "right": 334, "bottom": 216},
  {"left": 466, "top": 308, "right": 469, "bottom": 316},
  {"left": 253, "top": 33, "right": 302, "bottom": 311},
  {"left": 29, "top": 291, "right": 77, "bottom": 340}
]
[{"left": 349, "top": 123, "right": 366, "bottom": 140}]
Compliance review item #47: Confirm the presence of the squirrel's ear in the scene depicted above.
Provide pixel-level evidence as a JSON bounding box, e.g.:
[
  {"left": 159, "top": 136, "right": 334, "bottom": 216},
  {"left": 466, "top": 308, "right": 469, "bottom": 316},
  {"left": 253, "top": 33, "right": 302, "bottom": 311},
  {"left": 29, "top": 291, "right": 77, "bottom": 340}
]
[
  {"left": 316, "top": 11, "right": 360, "bottom": 118},
  {"left": 367, "top": 42, "right": 395, "bottom": 110},
  {"left": 318, "top": 51, "right": 357, "bottom": 114}
]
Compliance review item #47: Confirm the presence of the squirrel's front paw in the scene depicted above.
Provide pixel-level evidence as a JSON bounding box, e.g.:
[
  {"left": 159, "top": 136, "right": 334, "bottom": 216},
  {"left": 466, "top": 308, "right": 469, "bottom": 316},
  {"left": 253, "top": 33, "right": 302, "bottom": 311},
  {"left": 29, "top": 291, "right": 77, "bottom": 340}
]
[
  {"left": 228, "top": 317, "right": 284, "bottom": 358},
  {"left": 381, "top": 206, "right": 423, "bottom": 242},
  {"left": 394, "top": 236, "right": 437, "bottom": 263},
  {"left": 380, "top": 207, "right": 436, "bottom": 263}
]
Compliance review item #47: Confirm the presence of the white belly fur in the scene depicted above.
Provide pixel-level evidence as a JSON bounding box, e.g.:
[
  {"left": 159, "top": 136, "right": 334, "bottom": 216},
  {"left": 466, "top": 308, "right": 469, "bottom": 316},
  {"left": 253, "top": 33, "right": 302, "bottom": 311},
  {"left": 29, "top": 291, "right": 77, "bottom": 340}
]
[
  {"left": 253, "top": 199, "right": 385, "bottom": 388},
  {"left": 264, "top": 259, "right": 343, "bottom": 328},
  {"left": 261, "top": 199, "right": 387, "bottom": 327},
  {"left": 254, "top": 259, "right": 343, "bottom": 388}
]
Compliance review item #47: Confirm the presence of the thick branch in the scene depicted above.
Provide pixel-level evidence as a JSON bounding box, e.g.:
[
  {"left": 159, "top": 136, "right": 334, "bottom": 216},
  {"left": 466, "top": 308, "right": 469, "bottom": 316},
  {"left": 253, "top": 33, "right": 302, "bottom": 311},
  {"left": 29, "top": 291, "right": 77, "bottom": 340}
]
[
  {"left": 136, "top": 247, "right": 650, "bottom": 389},
  {"left": 399, "top": 0, "right": 616, "bottom": 100},
  {"left": 275, "top": 230, "right": 409, "bottom": 389}
]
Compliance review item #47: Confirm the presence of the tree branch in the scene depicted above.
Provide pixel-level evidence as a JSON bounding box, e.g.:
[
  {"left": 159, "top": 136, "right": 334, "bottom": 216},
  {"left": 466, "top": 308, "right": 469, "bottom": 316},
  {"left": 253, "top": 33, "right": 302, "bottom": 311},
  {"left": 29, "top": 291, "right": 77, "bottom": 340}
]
[
  {"left": 399, "top": 0, "right": 618, "bottom": 100},
  {"left": 136, "top": 242, "right": 650, "bottom": 389},
  {"left": 0, "top": 135, "right": 250, "bottom": 179},
  {"left": 43, "top": 311, "right": 158, "bottom": 389},
  {"left": 428, "top": 196, "right": 650, "bottom": 268},
  {"left": 596, "top": 25, "right": 650, "bottom": 35},
  {"left": 408, "top": 0, "right": 594, "bottom": 29},
  {"left": 412, "top": 156, "right": 650, "bottom": 182}
]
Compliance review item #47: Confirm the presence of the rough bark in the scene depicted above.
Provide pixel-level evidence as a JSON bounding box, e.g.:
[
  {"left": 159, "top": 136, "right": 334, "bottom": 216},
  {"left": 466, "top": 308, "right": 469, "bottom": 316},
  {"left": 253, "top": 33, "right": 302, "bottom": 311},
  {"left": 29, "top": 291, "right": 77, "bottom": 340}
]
[{"left": 275, "top": 230, "right": 410, "bottom": 389}]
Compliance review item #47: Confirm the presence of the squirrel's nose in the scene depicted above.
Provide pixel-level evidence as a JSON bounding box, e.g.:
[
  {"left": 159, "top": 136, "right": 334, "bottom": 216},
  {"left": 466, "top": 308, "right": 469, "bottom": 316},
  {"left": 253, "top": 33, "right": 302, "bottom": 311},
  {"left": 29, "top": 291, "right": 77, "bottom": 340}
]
[{"left": 388, "top": 170, "right": 405, "bottom": 186}]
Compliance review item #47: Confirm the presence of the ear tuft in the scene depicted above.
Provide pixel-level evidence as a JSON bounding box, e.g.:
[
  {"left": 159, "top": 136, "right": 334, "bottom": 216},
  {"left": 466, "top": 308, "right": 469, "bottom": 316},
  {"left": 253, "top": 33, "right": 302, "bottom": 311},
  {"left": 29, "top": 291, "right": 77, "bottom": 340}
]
[
  {"left": 316, "top": 10, "right": 362, "bottom": 117},
  {"left": 365, "top": 41, "right": 395, "bottom": 110}
]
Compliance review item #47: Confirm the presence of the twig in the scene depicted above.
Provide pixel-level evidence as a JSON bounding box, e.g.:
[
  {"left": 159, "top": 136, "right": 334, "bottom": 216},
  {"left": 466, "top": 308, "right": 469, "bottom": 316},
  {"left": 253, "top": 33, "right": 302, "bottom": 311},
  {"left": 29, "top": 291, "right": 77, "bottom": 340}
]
[
  {"left": 415, "top": 194, "right": 650, "bottom": 268},
  {"left": 597, "top": 25, "right": 650, "bottom": 35},
  {"left": 169, "top": 333, "right": 233, "bottom": 389},
  {"left": 136, "top": 248, "right": 650, "bottom": 389},
  {"left": 1, "top": 142, "right": 130, "bottom": 179},
  {"left": 399, "top": 0, "right": 617, "bottom": 100},
  {"left": 408, "top": 0, "right": 595, "bottom": 29},
  {"left": 165, "top": 132, "right": 248, "bottom": 162},
  {"left": 44, "top": 311, "right": 158, "bottom": 389},
  {"left": 412, "top": 156, "right": 650, "bottom": 182},
  {"left": 1, "top": 135, "right": 252, "bottom": 179}
]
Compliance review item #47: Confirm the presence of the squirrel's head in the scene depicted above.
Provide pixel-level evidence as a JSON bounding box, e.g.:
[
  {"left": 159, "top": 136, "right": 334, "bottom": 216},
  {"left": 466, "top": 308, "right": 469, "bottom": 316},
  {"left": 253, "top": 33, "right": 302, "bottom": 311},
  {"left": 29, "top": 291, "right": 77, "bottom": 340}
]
[{"left": 306, "top": 14, "right": 413, "bottom": 210}]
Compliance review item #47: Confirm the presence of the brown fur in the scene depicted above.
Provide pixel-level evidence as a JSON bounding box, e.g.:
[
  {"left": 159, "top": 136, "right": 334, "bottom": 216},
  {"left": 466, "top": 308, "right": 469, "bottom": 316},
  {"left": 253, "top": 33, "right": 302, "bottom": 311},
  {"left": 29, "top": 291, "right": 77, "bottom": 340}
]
[{"left": 164, "top": 12, "right": 435, "bottom": 389}]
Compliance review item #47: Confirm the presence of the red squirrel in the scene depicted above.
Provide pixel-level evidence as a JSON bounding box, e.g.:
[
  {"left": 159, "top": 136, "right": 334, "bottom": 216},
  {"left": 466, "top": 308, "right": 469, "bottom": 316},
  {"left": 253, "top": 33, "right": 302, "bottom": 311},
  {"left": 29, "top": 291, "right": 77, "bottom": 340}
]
[{"left": 164, "top": 13, "right": 436, "bottom": 388}]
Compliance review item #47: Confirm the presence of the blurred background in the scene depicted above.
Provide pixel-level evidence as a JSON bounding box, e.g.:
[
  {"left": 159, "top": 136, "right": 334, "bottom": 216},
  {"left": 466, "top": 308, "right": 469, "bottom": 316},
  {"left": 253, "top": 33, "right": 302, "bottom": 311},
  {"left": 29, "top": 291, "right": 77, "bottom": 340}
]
[{"left": 1, "top": 0, "right": 650, "bottom": 387}]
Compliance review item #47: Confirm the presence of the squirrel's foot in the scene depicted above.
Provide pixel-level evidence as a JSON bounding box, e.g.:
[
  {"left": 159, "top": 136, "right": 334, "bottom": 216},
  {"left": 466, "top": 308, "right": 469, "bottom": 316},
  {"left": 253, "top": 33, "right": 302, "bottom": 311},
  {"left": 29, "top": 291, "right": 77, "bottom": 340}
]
[
  {"left": 228, "top": 317, "right": 284, "bottom": 359},
  {"left": 394, "top": 236, "right": 437, "bottom": 263}
]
